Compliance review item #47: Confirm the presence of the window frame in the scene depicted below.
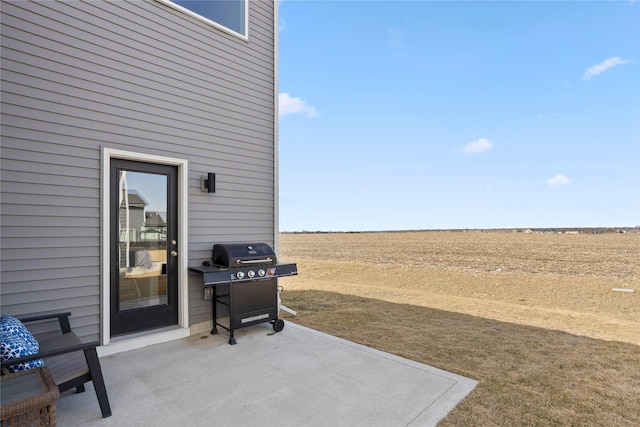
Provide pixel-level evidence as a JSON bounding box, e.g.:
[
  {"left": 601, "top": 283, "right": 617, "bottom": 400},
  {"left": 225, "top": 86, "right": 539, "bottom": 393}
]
[{"left": 156, "top": 0, "right": 249, "bottom": 40}]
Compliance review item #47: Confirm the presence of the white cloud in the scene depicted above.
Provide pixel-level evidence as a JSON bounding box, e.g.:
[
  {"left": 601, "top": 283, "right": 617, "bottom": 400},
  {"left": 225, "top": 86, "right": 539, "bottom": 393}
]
[
  {"left": 456, "top": 138, "right": 493, "bottom": 155},
  {"left": 583, "top": 57, "right": 631, "bottom": 81},
  {"left": 279, "top": 93, "right": 318, "bottom": 118},
  {"left": 546, "top": 173, "right": 571, "bottom": 187}
]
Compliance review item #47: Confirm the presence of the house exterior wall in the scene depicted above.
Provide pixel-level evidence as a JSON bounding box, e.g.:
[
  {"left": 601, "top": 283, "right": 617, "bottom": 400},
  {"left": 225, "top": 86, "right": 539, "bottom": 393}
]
[{"left": 0, "top": 0, "right": 276, "bottom": 340}]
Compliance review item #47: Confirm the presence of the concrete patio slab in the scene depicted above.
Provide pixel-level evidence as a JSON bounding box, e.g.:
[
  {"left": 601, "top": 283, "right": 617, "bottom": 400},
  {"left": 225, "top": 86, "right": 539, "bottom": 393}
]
[{"left": 55, "top": 323, "right": 477, "bottom": 426}]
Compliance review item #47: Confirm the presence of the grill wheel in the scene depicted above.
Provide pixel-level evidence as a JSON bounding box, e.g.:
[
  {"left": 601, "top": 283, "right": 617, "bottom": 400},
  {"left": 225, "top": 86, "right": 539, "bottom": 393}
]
[{"left": 272, "top": 319, "right": 285, "bottom": 332}]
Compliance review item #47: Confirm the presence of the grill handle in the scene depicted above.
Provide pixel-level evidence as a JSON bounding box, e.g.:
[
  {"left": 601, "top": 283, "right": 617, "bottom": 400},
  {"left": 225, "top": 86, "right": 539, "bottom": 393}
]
[{"left": 236, "top": 258, "right": 273, "bottom": 265}]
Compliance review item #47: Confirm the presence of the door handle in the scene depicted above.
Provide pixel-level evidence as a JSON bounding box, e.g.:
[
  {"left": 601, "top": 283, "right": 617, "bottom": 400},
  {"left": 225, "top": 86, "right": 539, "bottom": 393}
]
[{"left": 171, "top": 250, "right": 178, "bottom": 257}]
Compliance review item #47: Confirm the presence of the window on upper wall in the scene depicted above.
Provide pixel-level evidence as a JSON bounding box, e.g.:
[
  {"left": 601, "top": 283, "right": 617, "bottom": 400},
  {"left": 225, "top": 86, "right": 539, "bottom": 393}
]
[{"left": 158, "top": 0, "right": 248, "bottom": 39}]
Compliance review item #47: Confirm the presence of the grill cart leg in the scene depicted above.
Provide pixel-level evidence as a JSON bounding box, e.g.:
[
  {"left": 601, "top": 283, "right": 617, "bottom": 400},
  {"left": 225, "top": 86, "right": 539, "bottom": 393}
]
[
  {"left": 229, "top": 333, "right": 237, "bottom": 345},
  {"left": 210, "top": 292, "right": 218, "bottom": 335}
]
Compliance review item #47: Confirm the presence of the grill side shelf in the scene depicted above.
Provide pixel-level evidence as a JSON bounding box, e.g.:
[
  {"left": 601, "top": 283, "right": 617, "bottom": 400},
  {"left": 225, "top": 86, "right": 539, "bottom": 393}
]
[
  {"left": 189, "top": 262, "right": 298, "bottom": 285},
  {"left": 267, "top": 263, "right": 298, "bottom": 278}
]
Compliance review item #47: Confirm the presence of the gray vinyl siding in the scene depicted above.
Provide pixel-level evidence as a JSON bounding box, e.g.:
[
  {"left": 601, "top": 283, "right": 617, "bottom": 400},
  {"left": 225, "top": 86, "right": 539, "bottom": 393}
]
[{"left": 1, "top": 1, "right": 276, "bottom": 337}]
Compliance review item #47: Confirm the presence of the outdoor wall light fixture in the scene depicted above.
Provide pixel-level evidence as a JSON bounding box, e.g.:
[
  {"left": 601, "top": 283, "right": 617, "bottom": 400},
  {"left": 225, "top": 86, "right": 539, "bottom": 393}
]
[{"left": 201, "top": 173, "right": 216, "bottom": 193}]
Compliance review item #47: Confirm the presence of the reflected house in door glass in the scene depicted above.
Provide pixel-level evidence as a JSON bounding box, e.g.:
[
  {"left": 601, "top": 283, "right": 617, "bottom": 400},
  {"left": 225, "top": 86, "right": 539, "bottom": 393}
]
[
  {"left": 118, "top": 190, "right": 167, "bottom": 242},
  {"left": 143, "top": 212, "right": 167, "bottom": 241},
  {"left": 119, "top": 190, "right": 149, "bottom": 244},
  {"left": 119, "top": 189, "right": 167, "bottom": 272}
]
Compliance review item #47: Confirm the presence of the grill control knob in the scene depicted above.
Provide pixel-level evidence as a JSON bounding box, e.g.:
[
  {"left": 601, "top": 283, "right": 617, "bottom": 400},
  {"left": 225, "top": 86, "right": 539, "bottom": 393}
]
[
  {"left": 236, "top": 271, "right": 245, "bottom": 280},
  {"left": 247, "top": 270, "right": 255, "bottom": 278},
  {"left": 257, "top": 269, "right": 266, "bottom": 277}
]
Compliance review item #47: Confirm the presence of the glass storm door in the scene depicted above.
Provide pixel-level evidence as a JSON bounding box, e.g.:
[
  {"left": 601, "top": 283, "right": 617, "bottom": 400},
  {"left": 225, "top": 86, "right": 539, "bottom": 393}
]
[{"left": 110, "top": 160, "right": 178, "bottom": 336}]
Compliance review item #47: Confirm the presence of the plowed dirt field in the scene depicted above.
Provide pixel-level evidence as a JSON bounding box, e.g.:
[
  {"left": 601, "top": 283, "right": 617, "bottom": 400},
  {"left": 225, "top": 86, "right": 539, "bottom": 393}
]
[{"left": 279, "top": 231, "right": 639, "bottom": 345}]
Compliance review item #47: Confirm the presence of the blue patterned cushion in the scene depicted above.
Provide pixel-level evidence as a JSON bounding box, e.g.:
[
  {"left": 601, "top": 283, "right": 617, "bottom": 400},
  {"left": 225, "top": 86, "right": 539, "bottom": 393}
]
[
  {"left": 0, "top": 315, "right": 39, "bottom": 348},
  {"left": 0, "top": 315, "right": 45, "bottom": 373}
]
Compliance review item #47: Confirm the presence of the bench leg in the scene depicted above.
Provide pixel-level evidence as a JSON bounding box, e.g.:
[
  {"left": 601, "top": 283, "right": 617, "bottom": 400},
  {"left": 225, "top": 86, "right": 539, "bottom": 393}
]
[{"left": 84, "top": 348, "right": 112, "bottom": 418}]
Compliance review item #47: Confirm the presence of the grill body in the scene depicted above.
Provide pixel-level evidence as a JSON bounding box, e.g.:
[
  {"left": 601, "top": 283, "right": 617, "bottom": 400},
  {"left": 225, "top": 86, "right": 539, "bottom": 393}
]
[
  {"left": 189, "top": 243, "right": 297, "bottom": 345},
  {"left": 229, "top": 279, "right": 278, "bottom": 330}
]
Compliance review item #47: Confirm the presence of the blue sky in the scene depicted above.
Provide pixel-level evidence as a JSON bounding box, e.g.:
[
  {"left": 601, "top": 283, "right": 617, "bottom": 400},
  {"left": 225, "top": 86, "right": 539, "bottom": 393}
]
[{"left": 277, "top": 1, "right": 639, "bottom": 232}]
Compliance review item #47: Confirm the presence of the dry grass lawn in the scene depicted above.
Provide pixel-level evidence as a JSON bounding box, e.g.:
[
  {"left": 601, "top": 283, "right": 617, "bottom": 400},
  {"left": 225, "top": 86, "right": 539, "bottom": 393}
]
[{"left": 278, "top": 231, "right": 640, "bottom": 426}]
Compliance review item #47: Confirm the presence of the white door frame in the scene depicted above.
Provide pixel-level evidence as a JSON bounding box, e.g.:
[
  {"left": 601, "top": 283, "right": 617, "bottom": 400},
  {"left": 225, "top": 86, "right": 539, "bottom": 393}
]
[{"left": 100, "top": 148, "right": 190, "bottom": 351}]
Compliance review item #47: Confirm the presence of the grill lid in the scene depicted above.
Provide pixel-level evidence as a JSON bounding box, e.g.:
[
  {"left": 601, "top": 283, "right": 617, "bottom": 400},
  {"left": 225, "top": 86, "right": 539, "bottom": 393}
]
[{"left": 212, "top": 243, "right": 277, "bottom": 267}]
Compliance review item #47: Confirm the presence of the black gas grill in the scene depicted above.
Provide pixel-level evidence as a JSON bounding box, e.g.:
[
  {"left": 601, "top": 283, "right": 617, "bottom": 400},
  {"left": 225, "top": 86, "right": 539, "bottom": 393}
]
[{"left": 189, "top": 243, "right": 297, "bottom": 345}]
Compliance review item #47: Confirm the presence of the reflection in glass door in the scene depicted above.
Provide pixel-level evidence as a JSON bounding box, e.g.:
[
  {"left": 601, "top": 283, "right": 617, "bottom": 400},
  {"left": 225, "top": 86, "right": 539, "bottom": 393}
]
[
  {"left": 118, "top": 171, "right": 167, "bottom": 310},
  {"left": 110, "top": 160, "right": 178, "bottom": 336}
]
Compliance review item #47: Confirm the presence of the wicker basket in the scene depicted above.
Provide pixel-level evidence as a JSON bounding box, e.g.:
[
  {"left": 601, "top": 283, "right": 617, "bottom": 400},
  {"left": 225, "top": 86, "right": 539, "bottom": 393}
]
[{"left": 0, "top": 367, "right": 59, "bottom": 427}]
